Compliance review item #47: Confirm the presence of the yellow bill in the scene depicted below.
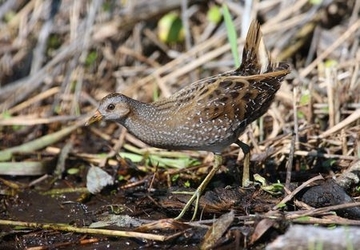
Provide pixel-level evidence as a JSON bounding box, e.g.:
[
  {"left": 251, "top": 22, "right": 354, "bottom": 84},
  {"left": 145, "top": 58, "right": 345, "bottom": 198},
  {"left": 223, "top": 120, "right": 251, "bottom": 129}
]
[{"left": 85, "top": 110, "right": 103, "bottom": 126}]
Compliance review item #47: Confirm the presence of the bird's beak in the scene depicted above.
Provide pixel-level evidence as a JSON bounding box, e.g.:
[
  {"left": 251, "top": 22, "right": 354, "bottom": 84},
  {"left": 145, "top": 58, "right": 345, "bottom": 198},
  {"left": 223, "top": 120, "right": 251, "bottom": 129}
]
[{"left": 85, "top": 110, "right": 103, "bottom": 126}]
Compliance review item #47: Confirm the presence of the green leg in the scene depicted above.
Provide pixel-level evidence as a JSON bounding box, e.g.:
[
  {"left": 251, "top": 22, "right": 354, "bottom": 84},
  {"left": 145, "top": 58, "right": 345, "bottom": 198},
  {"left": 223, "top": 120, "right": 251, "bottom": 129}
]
[
  {"left": 174, "top": 154, "right": 223, "bottom": 221},
  {"left": 236, "top": 140, "right": 251, "bottom": 187}
]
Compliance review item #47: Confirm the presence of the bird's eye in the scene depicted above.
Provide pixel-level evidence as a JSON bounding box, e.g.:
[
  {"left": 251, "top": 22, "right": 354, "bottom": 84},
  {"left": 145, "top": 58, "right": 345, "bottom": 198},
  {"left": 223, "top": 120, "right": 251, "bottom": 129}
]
[{"left": 107, "top": 104, "right": 115, "bottom": 111}]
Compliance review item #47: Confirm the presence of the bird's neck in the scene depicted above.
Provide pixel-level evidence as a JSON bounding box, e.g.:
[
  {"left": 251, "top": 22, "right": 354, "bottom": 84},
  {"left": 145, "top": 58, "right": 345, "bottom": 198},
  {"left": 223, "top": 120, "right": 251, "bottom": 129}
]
[{"left": 121, "top": 100, "right": 172, "bottom": 147}]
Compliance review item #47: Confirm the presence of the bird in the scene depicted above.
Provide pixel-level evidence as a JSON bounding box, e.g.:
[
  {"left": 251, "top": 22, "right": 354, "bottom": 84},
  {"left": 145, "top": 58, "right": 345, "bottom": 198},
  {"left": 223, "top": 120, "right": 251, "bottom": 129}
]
[{"left": 86, "top": 20, "right": 290, "bottom": 220}]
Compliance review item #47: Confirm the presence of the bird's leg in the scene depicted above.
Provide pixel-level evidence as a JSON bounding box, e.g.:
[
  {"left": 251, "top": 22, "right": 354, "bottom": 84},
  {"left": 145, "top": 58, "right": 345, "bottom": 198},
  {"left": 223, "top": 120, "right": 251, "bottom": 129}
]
[
  {"left": 236, "top": 140, "right": 251, "bottom": 187},
  {"left": 174, "top": 154, "right": 223, "bottom": 221}
]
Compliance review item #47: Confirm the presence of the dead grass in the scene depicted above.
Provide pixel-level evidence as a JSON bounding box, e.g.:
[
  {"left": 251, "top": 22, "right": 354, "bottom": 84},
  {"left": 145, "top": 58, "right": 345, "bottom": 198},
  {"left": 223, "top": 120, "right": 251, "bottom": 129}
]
[{"left": 0, "top": 0, "right": 359, "bottom": 249}]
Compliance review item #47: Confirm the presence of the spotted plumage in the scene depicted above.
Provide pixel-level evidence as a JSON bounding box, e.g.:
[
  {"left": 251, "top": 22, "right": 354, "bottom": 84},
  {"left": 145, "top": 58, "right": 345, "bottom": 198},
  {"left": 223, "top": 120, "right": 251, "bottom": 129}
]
[
  {"left": 87, "top": 21, "right": 289, "bottom": 153},
  {"left": 86, "top": 20, "right": 290, "bottom": 220}
]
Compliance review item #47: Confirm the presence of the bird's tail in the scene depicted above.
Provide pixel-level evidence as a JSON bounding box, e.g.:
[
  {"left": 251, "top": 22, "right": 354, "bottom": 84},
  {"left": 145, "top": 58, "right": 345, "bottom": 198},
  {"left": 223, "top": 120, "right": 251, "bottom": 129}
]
[{"left": 237, "top": 20, "right": 289, "bottom": 76}]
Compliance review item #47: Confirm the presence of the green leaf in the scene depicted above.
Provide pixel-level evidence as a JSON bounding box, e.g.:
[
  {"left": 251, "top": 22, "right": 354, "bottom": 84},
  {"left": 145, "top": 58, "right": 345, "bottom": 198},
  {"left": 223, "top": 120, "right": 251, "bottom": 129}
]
[
  {"left": 323, "top": 159, "right": 336, "bottom": 168},
  {"left": 67, "top": 168, "right": 80, "bottom": 175},
  {"left": 171, "top": 174, "right": 180, "bottom": 182},
  {"left": 222, "top": 4, "right": 240, "bottom": 67},
  {"left": 207, "top": 5, "right": 222, "bottom": 24},
  {"left": 324, "top": 59, "right": 338, "bottom": 68},
  {"left": 85, "top": 51, "right": 98, "bottom": 67},
  {"left": 48, "top": 34, "right": 61, "bottom": 50},
  {"left": 1, "top": 111, "right": 11, "bottom": 119},
  {"left": 184, "top": 180, "right": 191, "bottom": 188},
  {"left": 276, "top": 203, "right": 287, "bottom": 208},
  {"left": 158, "top": 12, "right": 184, "bottom": 43},
  {"left": 297, "top": 110, "right": 305, "bottom": 119},
  {"left": 1, "top": 111, "right": 23, "bottom": 131},
  {"left": 309, "top": 0, "right": 323, "bottom": 5},
  {"left": 119, "top": 152, "right": 144, "bottom": 162},
  {"left": 119, "top": 151, "right": 199, "bottom": 169},
  {"left": 294, "top": 216, "right": 311, "bottom": 222},
  {"left": 152, "top": 82, "right": 160, "bottom": 102},
  {"left": 0, "top": 124, "right": 80, "bottom": 161},
  {"left": 300, "top": 91, "right": 310, "bottom": 105},
  {"left": 254, "top": 174, "right": 284, "bottom": 195}
]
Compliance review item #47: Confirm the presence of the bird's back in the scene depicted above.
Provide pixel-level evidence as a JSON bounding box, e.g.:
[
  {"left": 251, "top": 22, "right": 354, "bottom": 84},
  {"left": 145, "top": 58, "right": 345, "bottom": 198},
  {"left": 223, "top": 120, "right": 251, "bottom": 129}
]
[{"left": 127, "top": 21, "right": 290, "bottom": 153}]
